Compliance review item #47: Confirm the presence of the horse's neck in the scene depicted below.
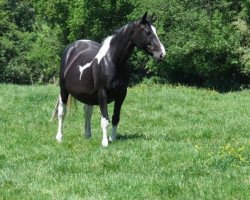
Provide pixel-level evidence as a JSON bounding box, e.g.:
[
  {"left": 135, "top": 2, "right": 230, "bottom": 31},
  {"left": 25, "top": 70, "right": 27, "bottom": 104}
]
[
  {"left": 109, "top": 24, "right": 135, "bottom": 66},
  {"left": 115, "top": 41, "right": 134, "bottom": 65}
]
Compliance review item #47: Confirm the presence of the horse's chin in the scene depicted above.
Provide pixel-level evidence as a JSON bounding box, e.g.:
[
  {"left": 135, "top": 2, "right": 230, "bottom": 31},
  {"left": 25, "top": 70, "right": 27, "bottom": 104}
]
[{"left": 154, "top": 57, "right": 163, "bottom": 63}]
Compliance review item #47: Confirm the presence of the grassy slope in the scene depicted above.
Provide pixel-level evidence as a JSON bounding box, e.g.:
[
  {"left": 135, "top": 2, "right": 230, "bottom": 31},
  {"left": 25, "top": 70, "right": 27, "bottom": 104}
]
[{"left": 0, "top": 84, "right": 249, "bottom": 200}]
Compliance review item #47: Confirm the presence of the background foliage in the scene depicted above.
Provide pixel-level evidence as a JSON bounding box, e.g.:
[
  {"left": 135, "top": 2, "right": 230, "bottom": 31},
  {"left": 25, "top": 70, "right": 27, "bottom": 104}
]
[{"left": 0, "top": 0, "right": 250, "bottom": 90}]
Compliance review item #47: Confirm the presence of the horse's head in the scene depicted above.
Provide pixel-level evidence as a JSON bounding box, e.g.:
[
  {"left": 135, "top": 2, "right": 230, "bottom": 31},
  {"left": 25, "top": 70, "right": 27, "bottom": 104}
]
[{"left": 132, "top": 12, "right": 166, "bottom": 62}]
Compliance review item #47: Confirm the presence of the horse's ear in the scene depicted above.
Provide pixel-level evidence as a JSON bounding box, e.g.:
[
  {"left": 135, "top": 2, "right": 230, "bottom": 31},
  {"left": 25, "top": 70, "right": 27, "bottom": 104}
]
[{"left": 141, "top": 12, "right": 148, "bottom": 24}]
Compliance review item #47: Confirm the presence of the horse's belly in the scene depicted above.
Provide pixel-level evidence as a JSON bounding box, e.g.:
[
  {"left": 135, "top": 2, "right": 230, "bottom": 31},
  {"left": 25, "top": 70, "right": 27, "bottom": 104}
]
[
  {"left": 71, "top": 91, "right": 116, "bottom": 105},
  {"left": 72, "top": 92, "right": 99, "bottom": 105}
]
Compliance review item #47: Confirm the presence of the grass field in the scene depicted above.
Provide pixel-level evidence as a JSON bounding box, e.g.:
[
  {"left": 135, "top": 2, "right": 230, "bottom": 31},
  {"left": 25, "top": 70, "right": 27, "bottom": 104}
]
[{"left": 0, "top": 83, "right": 249, "bottom": 199}]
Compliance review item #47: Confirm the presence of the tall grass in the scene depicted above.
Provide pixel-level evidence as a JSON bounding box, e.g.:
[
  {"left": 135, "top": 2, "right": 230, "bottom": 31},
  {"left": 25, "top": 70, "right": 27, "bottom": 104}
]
[{"left": 0, "top": 84, "right": 249, "bottom": 199}]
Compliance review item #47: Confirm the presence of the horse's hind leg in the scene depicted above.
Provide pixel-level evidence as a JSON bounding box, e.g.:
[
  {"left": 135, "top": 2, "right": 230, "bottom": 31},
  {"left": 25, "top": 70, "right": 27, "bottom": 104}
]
[
  {"left": 56, "top": 88, "right": 69, "bottom": 142},
  {"left": 84, "top": 104, "right": 93, "bottom": 139}
]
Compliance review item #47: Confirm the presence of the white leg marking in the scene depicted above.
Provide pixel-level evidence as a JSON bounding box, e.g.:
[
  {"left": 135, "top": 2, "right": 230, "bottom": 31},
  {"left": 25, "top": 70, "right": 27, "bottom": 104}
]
[
  {"left": 84, "top": 104, "right": 93, "bottom": 139},
  {"left": 101, "top": 117, "right": 109, "bottom": 147},
  {"left": 151, "top": 25, "right": 166, "bottom": 56},
  {"left": 109, "top": 126, "right": 117, "bottom": 142},
  {"left": 56, "top": 97, "right": 66, "bottom": 143}
]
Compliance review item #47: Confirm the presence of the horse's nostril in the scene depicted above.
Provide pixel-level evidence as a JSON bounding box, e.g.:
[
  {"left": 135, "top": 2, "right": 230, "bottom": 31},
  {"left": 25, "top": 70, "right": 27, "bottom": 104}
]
[{"left": 160, "top": 54, "right": 163, "bottom": 59}]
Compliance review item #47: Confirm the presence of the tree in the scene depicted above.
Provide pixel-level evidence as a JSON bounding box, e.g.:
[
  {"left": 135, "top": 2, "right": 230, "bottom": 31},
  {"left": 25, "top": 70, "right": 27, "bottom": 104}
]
[
  {"left": 129, "top": 0, "right": 250, "bottom": 90},
  {"left": 0, "top": 0, "right": 249, "bottom": 89},
  {"left": 0, "top": 0, "right": 35, "bottom": 84}
]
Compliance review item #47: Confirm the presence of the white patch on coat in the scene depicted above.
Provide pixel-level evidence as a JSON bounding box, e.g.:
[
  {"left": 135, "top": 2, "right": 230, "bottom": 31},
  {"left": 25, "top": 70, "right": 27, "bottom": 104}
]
[
  {"left": 79, "top": 39, "right": 92, "bottom": 43},
  {"left": 151, "top": 25, "right": 166, "bottom": 56},
  {"left": 95, "top": 36, "right": 113, "bottom": 64},
  {"left": 79, "top": 63, "right": 91, "bottom": 80},
  {"left": 78, "top": 36, "right": 113, "bottom": 78},
  {"left": 101, "top": 116, "right": 109, "bottom": 147}
]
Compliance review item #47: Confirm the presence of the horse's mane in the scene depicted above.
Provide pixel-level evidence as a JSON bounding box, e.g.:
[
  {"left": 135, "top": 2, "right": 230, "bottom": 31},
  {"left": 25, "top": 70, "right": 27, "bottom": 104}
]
[
  {"left": 112, "top": 21, "right": 138, "bottom": 44},
  {"left": 111, "top": 19, "right": 151, "bottom": 44},
  {"left": 100, "top": 21, "right": 139, "bottom": 46}
]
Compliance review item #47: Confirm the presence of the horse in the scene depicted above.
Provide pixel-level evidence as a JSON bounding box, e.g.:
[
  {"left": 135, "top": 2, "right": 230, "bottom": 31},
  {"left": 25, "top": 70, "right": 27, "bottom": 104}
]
[{"left": 52, "top": 12, "right": 166, "bottom": 147}]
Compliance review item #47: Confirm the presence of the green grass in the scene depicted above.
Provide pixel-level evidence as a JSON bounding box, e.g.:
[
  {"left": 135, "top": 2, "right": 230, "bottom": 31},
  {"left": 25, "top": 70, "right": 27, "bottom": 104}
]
[{"left": 0, "top": 83, "right": 249, "bottom": 200}]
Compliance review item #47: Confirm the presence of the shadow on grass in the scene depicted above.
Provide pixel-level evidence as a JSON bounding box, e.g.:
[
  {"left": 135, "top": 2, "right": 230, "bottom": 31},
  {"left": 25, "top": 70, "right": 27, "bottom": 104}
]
[
  {"left": 116, "top": 132, "right": 184, "bottom": 142},
  {"left": 130, "top": 74, "right": 250, "bottom": 93},
  {"left": 116, "top": 133, "right": 146, "bottom": 141}
]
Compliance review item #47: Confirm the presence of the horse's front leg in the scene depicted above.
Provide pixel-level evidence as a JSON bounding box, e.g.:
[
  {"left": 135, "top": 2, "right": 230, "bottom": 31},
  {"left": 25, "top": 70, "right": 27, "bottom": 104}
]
[
  {"left": 98, "top": 88, "right": 110, "bottom": 147},
  {"left": 110, "top": 88, "right": 127, "bottom": 142}
]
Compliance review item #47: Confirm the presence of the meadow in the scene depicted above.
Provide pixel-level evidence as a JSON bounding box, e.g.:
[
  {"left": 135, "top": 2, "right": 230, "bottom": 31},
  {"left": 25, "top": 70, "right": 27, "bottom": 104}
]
[{"left": 0, "top": 83, "right": 249, "bottom": 199}]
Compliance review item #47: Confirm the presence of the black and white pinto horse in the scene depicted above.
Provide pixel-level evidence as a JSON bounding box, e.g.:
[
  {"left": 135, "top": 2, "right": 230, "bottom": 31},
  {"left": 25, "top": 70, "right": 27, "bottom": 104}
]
[{"left": 53, "top": 13, "right": 166, "bottom": 147}]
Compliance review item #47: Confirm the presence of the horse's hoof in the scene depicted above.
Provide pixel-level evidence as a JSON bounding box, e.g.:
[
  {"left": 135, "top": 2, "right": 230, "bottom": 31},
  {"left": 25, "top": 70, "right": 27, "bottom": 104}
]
[
  {"left": 109, "top": 136, "right": 116, "bottom": 142},
  {"left": 102, "top": 139, "right": 109, "bottom": 147},
  {"left": 56, "top": 135, "right": 63, "bottom": 143},
  {"left": 85, "top": 134, "right": 92, "bottom": 139}
]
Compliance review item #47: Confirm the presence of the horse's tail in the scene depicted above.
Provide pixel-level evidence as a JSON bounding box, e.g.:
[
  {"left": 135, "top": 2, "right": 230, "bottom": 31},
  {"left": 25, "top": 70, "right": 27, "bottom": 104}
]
[
  {"left": 50, "top": 94, "right": 60, "bottom": 121},
  {"left": 50, "top": 94, "right": 77, "bottom": 121},
  {"left": 67, "top": 94, "right": 77, "bottom": 112}
]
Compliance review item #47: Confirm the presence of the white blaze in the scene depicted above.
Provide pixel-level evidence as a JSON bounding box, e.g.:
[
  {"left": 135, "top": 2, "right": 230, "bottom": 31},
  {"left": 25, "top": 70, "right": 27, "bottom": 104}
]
[{"left": 151, "top": 25, "right": 166, "bottom": 57}]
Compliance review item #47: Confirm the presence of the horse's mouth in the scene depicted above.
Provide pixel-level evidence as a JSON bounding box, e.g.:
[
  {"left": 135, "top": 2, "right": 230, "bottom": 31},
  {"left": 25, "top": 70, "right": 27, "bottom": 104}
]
[
  {"left": 146, "top": 48, "right": 162, "bottom": 62},
  {"left": 146, "top": 47, "right": 154, "bottom": 56}
]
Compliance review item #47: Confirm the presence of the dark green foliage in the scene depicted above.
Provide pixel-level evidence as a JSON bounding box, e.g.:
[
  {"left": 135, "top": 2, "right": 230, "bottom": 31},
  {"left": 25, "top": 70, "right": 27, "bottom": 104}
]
[
  {"left": 66, "top": 0, "right": 134, "bottom": 42},
  {"left": 130, "top": 0, "right": 250, "bottom": 91},
  {"left": 0, "top": 0, "right": 249, "bottom": 90}
]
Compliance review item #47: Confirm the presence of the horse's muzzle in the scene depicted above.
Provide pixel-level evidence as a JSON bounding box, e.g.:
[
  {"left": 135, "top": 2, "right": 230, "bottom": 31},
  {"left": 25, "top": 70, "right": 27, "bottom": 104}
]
[{"left": 154, "top": 52, "right": 166, "bottom": 62}]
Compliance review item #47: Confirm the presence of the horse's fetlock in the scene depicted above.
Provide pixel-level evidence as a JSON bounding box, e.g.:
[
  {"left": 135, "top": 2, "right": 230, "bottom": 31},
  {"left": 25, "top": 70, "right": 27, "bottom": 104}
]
[{"left": 101, "top": 117, "right": 109, "bottom": 129}]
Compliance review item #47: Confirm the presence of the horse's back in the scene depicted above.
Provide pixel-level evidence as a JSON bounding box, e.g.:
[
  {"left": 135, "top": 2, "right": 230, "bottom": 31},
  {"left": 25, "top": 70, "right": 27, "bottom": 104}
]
[{"left": 61, "top": 40, "right": 100, "bottom": 77}]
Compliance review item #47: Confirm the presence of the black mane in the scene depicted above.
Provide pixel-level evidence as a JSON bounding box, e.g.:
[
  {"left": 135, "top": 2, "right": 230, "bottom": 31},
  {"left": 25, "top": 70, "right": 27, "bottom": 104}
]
[{"left": 111, "top": 21, "right": 138, "bottom": 44}]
